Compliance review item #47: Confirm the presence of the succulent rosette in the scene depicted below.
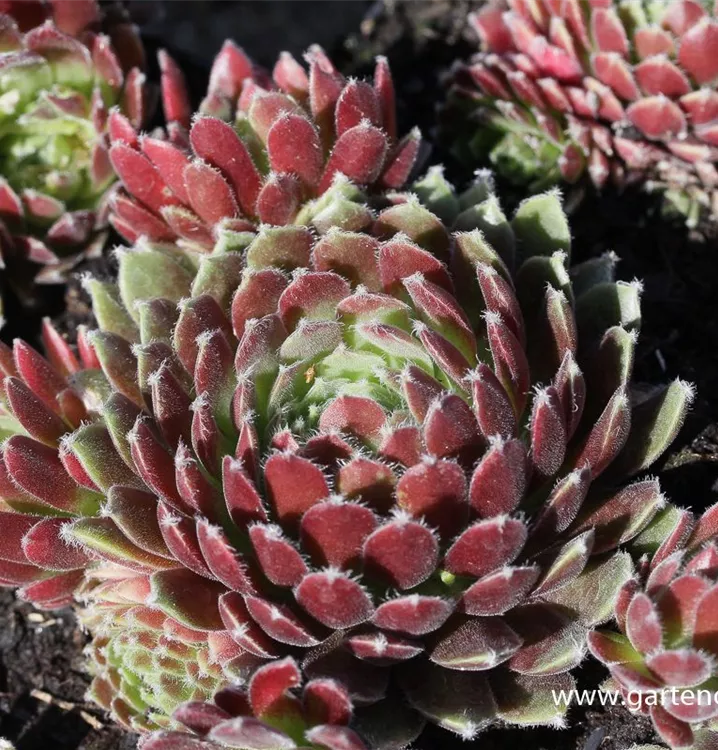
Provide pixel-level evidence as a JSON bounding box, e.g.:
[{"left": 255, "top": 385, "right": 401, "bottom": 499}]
[
  {"left": 0, "top": 116, "right": 695, "bottom": 750},
  {"left": 451, "top": 0, "right": 718, "bottom": 226},
  {"left": 590, "top": 502, "right": 718, "bottom": 749},
  {"left": 106, "top": 42, "right": 422, "bottom": 249},
  {"left": 0, "top": 0, "right": 147, "bottom": 288}
]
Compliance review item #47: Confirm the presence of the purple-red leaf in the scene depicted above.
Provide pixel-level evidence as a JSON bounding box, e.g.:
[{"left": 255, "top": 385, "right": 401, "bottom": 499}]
[
  {"left": 295, "top": 570, "right": 374, "bottom": 629},
  {"left": 362, "top": 516, "right": 438, "bottom": 589},
  {"left": 373, "top": 595, "right": 453, "bottom": 636}
]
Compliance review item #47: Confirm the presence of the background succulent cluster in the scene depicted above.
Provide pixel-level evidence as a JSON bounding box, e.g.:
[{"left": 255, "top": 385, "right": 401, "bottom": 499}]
[
  {"left": 451, "top": 0, "right": 718, "bottom": 226},
  {"left": 0, "top": 3, "right": 716, "bottom": 750}
]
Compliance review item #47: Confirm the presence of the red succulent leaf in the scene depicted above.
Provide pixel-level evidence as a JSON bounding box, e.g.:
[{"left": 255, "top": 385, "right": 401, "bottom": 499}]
[
  {"left": 218, "top": 592, "right": 279, "bottom": 658},
  {"left": 626, "top": 592, "right": 663, "bottom": 654},
  {"left": 553, "top": 351, "right": 586, "bottom": 439},
  {"left": 0, "top": 512, "right": 37, "bottom": 564},
  {"left": 378, "top": 236, "right": 452, "bottom": 294},
  {"left": 189, "top": 116, "right": 262, "bottom": 218},
  {"left": 129, "top": 419, "right": 185, "bottom": 512},
  {"left": 485, "top": 310, "right": 530, "bottom": 416},
  {"left": 445, "top": 517, "right": 527, "bottom": 578},
  {"left": 264, "top": 452, "right": 329, "bottom": 526},
  {"left": 318, "top": 121, "right": 388, "bottom": 193},
  {"left": 378, "top": 425, "right": 423, "bottom": 468},
  {"left": 591, "top": 8, "right": 629, "bottom": 55},
  {"left": 362, "top": 515, "right": 438, "bottom": 589},
  {"left": 635, "top": 56, "right": 691, "bottom": 98},
  {"left": 300, "top": 501, "right": 378, "bottom": 569},
  {"left": 347, "top": 631, "right": 423, "bottom": 663},
  {"left": 150, "top": 568, "right": 226, "bottom": 631},
  {"left": 13, "top": 339, "right": 66, "bottom": 411},
  {"left": 662, "top": 0, "right": 707, "bottom": 35},
  {"left": 373, "top": 595, "right": 453, "bottom": 636},
  {"left": 197, "top": 520, "right": 256, "bottom": 595},
  {"left": 278, "top": 271, "right": 350, "bottom": 331},
  {"left": 159, "top": 49, "right": 191, "bottom": 128},
  {"left": 335, "top": 82, "right": 381, "bottom": 140},
  {"left": 41, "top": 318, "right": 79, "bottom": 377},
  {"left": 308, "top": 46, "right": 344, "bottom": 110},
  {"left": 586, "top": 629, "right": 639, "bottom": 664},
  {"left": 574, "top": 478, "right": 664, "bottom": 553},
  {"left": 423, "top": 394, "right": 484, "bottom": 467},
  {"left": 507, "top": 605, "right": 586, "bottom": 675},
  {"left": 172, "top": 702, "right": 231, "bottom": 736},
  {"left": 267, "top": 113, "right": 323, "bottom": 189},
  {"left": 461, "top": 566, "right": 540, "bottom": 616},
  {"left": 627, "top": 95, "right": 687, "bottom": 139},
  {"left": 222, "top": 456, "right": 267, "bottom": 525},
  {"left": 573, "top": 385, "right": 631, "bottom": 477},
  {"left": 141, "top": 136, "right": 191, "bottom": 205},
  {"left": 19, "top": 569, "right": 83, "bottom": 608},
  {"left": 157, "top": 503, "right": 213, "bottom": 579},
  {"left": 150, "top": 364, "right": 192, "bottom": 451},
  {"left": 112, "top": 192, "right": 177, "bottom": 243},
  {"left": 273, "top": 51, "right": 309, "bottom": 98},
  {"left": 592, "top": 52, "right": 639, "bottom": 99},
  {"left": 650, "top": 704, "right": 694, "bottom": 749},
  {"left": 249, "top": 523, "right": 308, "bottom": 587},
  {"left": 0, "top": 557, "right": 47, "bottom": 586},
  {"left": 106, "top": 486, "right": 171, "bottom": 559},
  {"left": 184, "top": 159, "right": 239, "bottom": 226},
  {"left": 530, "top": 466, "right": 591, "bottom": 540},
  {"left": 4, "top": 435, "right": 96, "bottom": 514},
  {"left": 688, "top": 502, "right": 718, "bottom": 550},
  {"left": 530, "top": 385, "right": 567, "bottom": 478},
  {"left": 469, "top": 438, "right": 528, "bottom": 518},
  {"left": 22, "top": 518, "right": 90, "bottom": 571},
  {"left": 401, "top": 366, "right": 444, "bottom": 424},
  {"left": 303, "top": 678, "right": 352, "bottom": 726},
  {"left": 207, "top": 40, "right": 253, "bottom": 99},
  {"left": 678, "top": 19, "right": 718, "bottom": 85},
  {"left": 651, "top": 509, "right": 695, "bottom": 569},
  {"left": 295, "top": 570, "right": 374, "bottom": 629},
  {"left": 395, "top": 457, "right": 468, "bottom": 539},
  {"left": 319, "top": 395, "right": 386, "bottom": 444},
  {"left": 313, "top": 232, "right": 381, "bottom": 290},
  {"left": 4, "top": 376, "right": 68, "bottom": 445},
  {"left": 693, "top": 583, "right": 718, "bottom": 653},
  {"left": 532, "top": 531, "right": 594, "bottom": 596},
  {"left": 468, "top": 364, "right": 517, "bottom": 440},
  {"left": 244, "top": 595, "right": 322, "bottom": 648},
  {"left": 470, "top": 7, "right": 514, "bottom": 53},
  {"left": 256, "top": 174, "right": 301, "bottom": 226},
  {"left": 646, "top": 649, "right": 713, "bottom": 688},
  {"left": 231, "top": 269, "right": 288, "bottom": 340},
  {"left": 381, "top": 128, "right": 421, "bottom": 189},
  {"left": 107, "top": 108, "right": 138, "bottom": 146},
  {"left": 110, "top": 144, "right": 181, "bottom": 214},
  {"left": 685, "top": 544, "right": 718, "bottom": 574},
  {"left": 646, "top": 554, "right": 684, "bottom": 594}
]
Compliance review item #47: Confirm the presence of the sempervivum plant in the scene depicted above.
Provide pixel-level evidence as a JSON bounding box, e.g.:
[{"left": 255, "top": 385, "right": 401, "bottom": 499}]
[
  {"left": 452, "top": 0, "right": 718, "bottom": 226},
  {"left": 0, "top": 170, "right": 693, "bottom": 748},
  {"left": 107, "top": 43, "right": 422, "bottom": 248},
  {"left": 0, "top": 0, "right": 146, "bottom": 288},
  {"left": 589, "top": 502, "right": 718, "bottom": 749}
]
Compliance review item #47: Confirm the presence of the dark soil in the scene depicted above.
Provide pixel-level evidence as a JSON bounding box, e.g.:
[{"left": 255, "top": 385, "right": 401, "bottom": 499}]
[
  {"left": 1, "top": 2, "right": 717, "bottom": 750},
  {"left": 0, "top": 590, "right": 135, "bottom": 750}
]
